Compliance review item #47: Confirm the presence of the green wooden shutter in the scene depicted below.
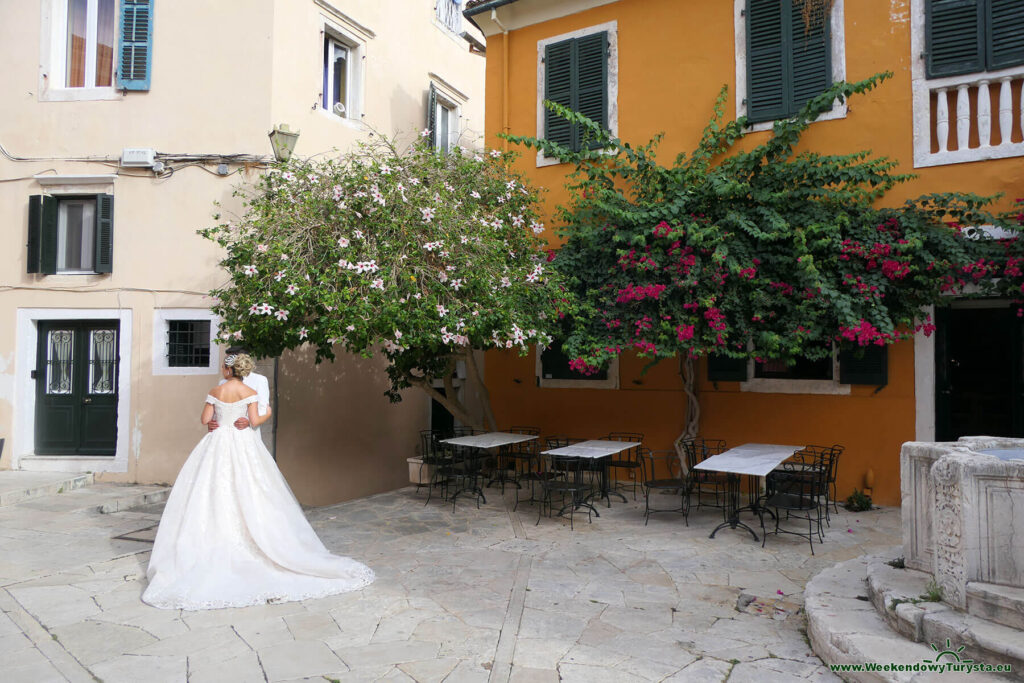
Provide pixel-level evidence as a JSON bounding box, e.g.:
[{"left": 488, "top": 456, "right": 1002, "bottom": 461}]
[
  {"left": 117, "top": 0, "right": 153, "bottom": 90},
  {"left": 574, "top": 31, "right": 608, "bottom": 151},
  {"left": 746, "top": 0, "right": 789, "bottom": 123},
  {"left": 926, "top": 0, "right": 984, "bottom": 78},
  {"left": 427, "top": 83, "right": 438, "bottom": 149},
  {"left": 838, "top": 345, "right": 888, "bottom": 386},
  {"left": 544, "top": 39, "right": 574, "bottom": 149},
  {"left": 32, "top": 195, "right": 60, "bottom": 275},
  {"left": 27, "top": 195, "right": 43, "bottom": 273},
  {"left": 707, "top": 354, "right": 748, "bottom": 382},
  {"left": 94, "top": 194, "right": 114, "bottom": 274},
  {"left": 789, "top": 0, "right": 831, "bottom": 112},
  {"left": 987, "top": 0, "right": 1024, "bottom": 70}
]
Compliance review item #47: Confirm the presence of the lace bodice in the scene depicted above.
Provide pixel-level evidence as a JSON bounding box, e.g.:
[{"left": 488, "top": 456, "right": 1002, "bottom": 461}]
[{"left": 206, "top": 394, "right": 257, "bottom": 426}]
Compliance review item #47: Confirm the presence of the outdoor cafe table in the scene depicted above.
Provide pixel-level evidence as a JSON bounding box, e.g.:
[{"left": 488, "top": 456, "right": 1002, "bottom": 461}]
[
  {"left": 439, "top": 432, "right": 538, "bottom": 505},
  {"left": 540, "top": 440, "right": 642, "bottom": 516},
  {"left": 693, "top": 443, "right": 804, "bottom": 541}
]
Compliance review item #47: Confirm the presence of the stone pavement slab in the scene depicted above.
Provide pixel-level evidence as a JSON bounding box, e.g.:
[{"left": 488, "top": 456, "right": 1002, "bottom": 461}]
[{"left": 0, "top": 477, "right": 901, "bottom": 682}]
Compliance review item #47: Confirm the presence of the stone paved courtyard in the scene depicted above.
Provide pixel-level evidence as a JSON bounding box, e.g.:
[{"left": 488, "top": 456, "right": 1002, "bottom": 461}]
[{"left": 0, "top": 477, "right": 902, "bottom": 682}]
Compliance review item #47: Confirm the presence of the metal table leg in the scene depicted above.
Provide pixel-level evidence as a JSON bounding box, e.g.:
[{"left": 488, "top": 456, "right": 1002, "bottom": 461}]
[{"left": 708, "top": 473, "right": 759, "bottom": 541}]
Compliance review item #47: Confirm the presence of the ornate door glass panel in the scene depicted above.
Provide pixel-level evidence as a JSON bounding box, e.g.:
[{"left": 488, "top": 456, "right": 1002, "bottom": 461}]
[
  {"left": 46, "top": 329, "right": 74, "bottom": 395},
  {"left": 89, "top": 329, "right": 117, "bottom": 394}
]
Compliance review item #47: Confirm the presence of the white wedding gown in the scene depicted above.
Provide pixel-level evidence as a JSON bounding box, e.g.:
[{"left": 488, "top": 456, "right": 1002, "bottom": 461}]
[{"left": 142, "top": 394, "right": 374, "bottom": 610}]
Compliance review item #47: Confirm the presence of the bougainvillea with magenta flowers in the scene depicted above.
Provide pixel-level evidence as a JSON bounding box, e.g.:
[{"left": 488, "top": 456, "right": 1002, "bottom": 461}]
[{"left": 505, "top": 73, "right": 1023, "bottom": 436}]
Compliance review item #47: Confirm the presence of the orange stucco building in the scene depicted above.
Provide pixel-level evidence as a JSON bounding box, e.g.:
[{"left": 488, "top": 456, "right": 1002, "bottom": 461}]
[{"left": 466, "top": 0, "right": 1024, "bottom": 506}]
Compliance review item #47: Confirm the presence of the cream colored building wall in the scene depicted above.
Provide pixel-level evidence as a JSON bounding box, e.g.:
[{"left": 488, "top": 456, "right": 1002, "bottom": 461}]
[{"left": 0, "top": 0, "right": 486, "bottom": 504}]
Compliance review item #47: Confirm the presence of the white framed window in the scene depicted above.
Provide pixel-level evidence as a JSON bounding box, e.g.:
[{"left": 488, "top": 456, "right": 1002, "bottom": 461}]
[
  {"left": 319, "top": 17, "right": 366, "bottom": 124},
  {"left": 39, "top": 0, "right": 120, "bottom": 101},
  {"left": 733, "top": 0, "right": 847, "bottom": 132},
  {"left": 740, "top": 352, "right": 851, "bottom": 396},
  {"left": 435, "top": 98, "right": 457, "bottom": 153},
  {"left": 535, "top": 343, "right": 620, "bottom": 390},
  {"left": 56, "top": 198, "right": 96, "bottom": 274},
  {"left": 323, "top": 36, "right": 351, "bottom": 118},
  {"left": 152, "top": 309, "right": 221, "bottom": 376},
  {"left": 428, "top": 75, "right": 469, "bottom": 153},
  {"left": 536, "top": 21, "right": 619, "bottom": 168}
]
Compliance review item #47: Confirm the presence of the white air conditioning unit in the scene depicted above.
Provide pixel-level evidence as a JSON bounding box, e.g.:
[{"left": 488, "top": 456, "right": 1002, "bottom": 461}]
[{"left": 121, "top": 148, "right": 156, "bottom": 167}]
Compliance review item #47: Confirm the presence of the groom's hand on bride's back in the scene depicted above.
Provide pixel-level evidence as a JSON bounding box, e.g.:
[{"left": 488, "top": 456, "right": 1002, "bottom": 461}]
[{"left": 205, "top": 419, "right": 250, "bottom": 431}]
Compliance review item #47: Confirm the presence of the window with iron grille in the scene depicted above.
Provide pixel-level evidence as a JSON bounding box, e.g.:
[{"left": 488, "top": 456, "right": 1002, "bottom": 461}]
[{"left": 167, "top": 320, "right": 211, "bottom": 368}]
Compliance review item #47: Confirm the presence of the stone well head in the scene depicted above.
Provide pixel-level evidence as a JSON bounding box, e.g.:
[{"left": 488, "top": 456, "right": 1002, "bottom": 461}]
[{"left": 900, "top": 437, "right": 1024, "bottom": 609}]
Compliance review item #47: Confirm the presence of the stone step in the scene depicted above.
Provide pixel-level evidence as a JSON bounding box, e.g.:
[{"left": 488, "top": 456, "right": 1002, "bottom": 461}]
[
  {"left": 0, "top": 471, "right": 94, "bottom": 507},
  {"left": 8, "top": 481, "right": 171, "bottom": 514},
  {"left": 968, "top": 582, "right": 1024, "bottom": 631}
]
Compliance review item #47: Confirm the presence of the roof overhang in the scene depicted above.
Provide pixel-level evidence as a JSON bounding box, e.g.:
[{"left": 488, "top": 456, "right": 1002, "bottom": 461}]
[{"left": 465, "top": 0, "right": 619, "bottom": 37}]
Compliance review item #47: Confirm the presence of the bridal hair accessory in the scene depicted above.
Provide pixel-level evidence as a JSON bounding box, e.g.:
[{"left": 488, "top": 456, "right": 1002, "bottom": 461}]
[{"left": 224, "top": 354, "right": 238, "bottom": 367}]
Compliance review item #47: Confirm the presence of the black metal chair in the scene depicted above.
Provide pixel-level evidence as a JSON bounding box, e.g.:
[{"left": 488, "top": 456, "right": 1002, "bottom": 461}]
[
  {"left": 418, "top": 429, "right": 454, "bottom": 505},
  {"left": 825, "top": 444, "right": 845, "bottom": 523},
  {"left": 640, "top": 448, "right": 690, "bottom": 525},
  {"left": 605, "top": 431, "right": 644, "bottom": 501},
  {"left": 495, "top": 425, "right": 539, "bottom": 494},
  {"left": 536, "top": 450, "right": 591, "bottom": 530},
  {"left": 760, "top": 448, "right": 829, "bottom": 554},
  {"left": 679, "top": 437, "right": 729, "bottom": 515},
  {"left": 446, "top": 427, "right": 487, "bottom": 510}
]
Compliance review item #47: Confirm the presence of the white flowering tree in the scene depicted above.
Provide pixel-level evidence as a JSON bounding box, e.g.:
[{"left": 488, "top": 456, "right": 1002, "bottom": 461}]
[{"left": 200, "top": 137, "right": 567, "bottom": 430}]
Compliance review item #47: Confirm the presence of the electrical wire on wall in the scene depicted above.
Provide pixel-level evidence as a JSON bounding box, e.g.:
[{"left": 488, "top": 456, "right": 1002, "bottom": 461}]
[{"left": 0, "top": 138, "right": 272, "bottom": 181}]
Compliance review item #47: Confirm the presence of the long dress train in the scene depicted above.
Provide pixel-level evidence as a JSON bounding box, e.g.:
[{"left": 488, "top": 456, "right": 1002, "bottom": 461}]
[{"left": 142, "top": 394, "right": 374, "bottom": 610}]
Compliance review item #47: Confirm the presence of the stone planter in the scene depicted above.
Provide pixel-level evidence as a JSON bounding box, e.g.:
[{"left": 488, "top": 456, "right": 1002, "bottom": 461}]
[{"left": 407, "top": 457, "right": 435, "bottom": 485}]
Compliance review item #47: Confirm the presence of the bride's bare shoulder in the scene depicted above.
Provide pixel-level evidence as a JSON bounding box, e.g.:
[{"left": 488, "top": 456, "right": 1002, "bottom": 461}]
[{"left": 212, "top": 381, "right": 257, "bottom": 403}]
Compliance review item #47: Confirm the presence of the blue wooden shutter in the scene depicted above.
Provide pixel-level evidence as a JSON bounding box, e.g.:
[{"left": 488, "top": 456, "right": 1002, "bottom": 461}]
[
  {"left": 789, "top": 0, "right": 831, "bottom": 112},
  {"left": 544, "top": 39, "right": 574, "bottom": 149},
  {"left": 987, "top": 0, "right": 1024, "bottom": 70},
  {"left": 94, "top": 194, "right": 114, "bottom": 274},
  {"left": 117, "top": 0, "right": 153, "bottom": 90},
  {"left": 926, "top": 0, "right": 984, "bottom": 78},
  {"left": 746, "top": 0, "right": 789, "bottom": 123},
  {"left": 574, "top": 31, "right": 608, "bottom": 150},
  {"left": 838, "top": 345, "right": 888, "bottom": 386},
  {"left": 707, "top": 354, "right": 748, "bottom": 382}
]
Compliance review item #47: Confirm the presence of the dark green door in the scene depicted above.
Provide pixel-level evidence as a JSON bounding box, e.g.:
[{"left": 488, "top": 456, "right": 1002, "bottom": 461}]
[
  {"left": 935, "top": 306, "right": 1024, "bottom": 441},
  {"left": 35, "top": 321, "right": 119, "bottom": 455}
]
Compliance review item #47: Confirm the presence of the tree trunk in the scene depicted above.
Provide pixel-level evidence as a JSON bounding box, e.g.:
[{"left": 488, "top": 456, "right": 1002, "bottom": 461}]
[
  {"left": 407, "top": 352, "right": 497, "bottom": 432},
  {"left": 678, "top": 355, "right": 700, "bottom": 440},
  {"left": 463, "top": 349, "right": 498, "bottom": 431}
]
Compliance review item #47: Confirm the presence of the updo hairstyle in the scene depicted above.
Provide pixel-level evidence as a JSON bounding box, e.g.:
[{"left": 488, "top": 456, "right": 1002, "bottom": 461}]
[{"left": 225, "top": 353, "right": 255, "bottom": 378}]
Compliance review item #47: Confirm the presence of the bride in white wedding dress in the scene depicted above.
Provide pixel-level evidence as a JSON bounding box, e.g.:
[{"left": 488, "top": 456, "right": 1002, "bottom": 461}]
[{"left": 142, "top": 353, "right": 374, "bottom": 610}]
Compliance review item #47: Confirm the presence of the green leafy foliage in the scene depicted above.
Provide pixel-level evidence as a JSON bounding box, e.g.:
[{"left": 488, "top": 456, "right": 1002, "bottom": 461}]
[
  {"left": 200, "top": 138, "right": 567, "bottom": 424},
  {"left": 844, "top": 488, "right": 873, "bottom": 512},
  {"left": 504, "top": 74, "right": 1024, "bottom": 378}
]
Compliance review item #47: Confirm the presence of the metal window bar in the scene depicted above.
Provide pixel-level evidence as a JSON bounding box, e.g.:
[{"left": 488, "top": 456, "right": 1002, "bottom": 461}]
[
  {"left": 436, "top": 0, "right": 462, "bottom": 34},
  {"left": 47, "top": 329, "right": 74, "bottom": 395},
  {"left": 167, "top": 320, "right": 211, "bottom": 368},
  {"left": 89, "top": 329, "right": 117, "bottom": 394}
]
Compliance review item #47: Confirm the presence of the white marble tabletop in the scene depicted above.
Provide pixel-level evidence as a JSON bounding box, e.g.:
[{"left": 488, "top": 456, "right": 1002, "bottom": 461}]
[
  {"left": 541, "top": 440, "right": 641, "bottom": 459},
  {"left": 693, "top": 443, "right": 804, "bottom": 477},
  {"left": 439, "top": 432, "right": 538, "bottom": 449}
]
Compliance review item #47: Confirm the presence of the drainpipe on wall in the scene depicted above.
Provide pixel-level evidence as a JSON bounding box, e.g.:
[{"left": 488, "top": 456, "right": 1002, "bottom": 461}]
[{"left": 491, "top": 9, "right": 510, "bottom": 151}]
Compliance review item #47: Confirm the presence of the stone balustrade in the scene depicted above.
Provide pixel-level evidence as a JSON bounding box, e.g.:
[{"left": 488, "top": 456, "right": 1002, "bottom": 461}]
[{"left": 914, "top": 70, "right": 1024, "bottom": 168}]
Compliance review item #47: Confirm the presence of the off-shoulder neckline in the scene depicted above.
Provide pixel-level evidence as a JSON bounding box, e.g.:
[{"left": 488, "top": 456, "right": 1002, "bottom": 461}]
[{"left": 206, "top": 394, "right": 257, "bottom": 405}]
